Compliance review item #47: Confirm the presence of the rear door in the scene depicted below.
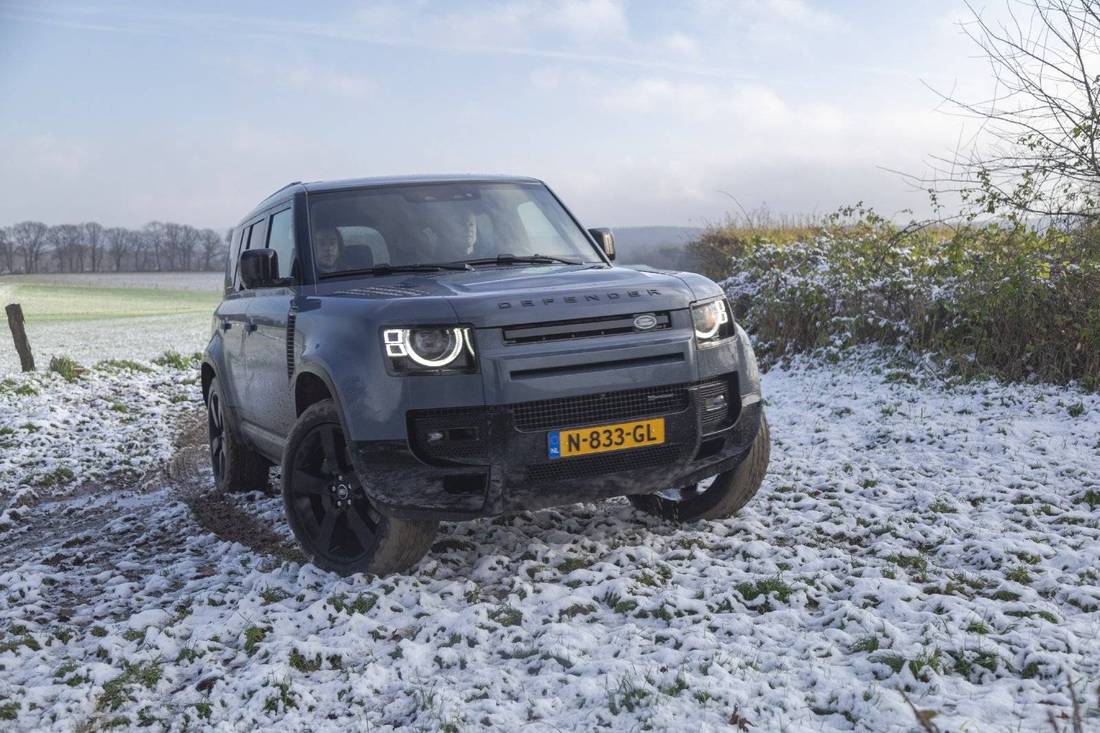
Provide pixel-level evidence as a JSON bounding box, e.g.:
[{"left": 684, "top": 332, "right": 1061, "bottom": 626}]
[{"left": 241, "top": 206, "right": 299, "bottom": 446}]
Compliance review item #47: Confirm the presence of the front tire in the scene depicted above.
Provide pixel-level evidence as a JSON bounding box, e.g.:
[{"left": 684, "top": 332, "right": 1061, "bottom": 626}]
[
  {"left": 629, "top": 414, "right": 770, "bottom": 522},
  {"left": 281, "top": 400, "right": 437, "bottom": 576},
  {"left": 207, "top": 376, "right": 270, "bottom": 493}
]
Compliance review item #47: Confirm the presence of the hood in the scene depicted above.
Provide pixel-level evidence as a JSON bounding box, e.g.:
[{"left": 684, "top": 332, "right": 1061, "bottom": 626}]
[{"left": 315, "top": 264, "right": 708, "bottom": 326}]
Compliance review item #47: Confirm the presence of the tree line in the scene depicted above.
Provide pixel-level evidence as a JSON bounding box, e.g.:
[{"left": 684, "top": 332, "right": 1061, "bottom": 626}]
[{"left": 0, "top": 221, "right": 229, "bottom": 274}]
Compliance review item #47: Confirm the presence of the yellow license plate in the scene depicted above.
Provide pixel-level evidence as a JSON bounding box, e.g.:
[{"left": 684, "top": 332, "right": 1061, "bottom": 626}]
[{"left": 548, "top": 417, "right": 665, "bottom": 459}]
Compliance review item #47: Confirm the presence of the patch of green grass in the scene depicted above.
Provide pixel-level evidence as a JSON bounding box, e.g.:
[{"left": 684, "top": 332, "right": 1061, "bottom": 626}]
[
  {"left": 0, "top": 379, "right": 38, "bottom": 397},
  {"left": 260, "top": 588, "right": 290, "bottom": 605},
  {"left": 1080, "top": 489, "right": 1100, "bottom": 510},
  {"left": 97, "top": 663, "right": 162, "bottom": 711},
  {"left": 608, "top": 675, "right": 650, "bottom": 715},
  {"left": 556, "top": 557, "right": 592, "bottom": 573},
  {"left": 288, "top": 649, "right": 322, "bottom": 673},
  {"left": 0, "top": 634, "right": 41, "bottom": 653},
  {"left": 109, "top": 402, "right": 129, "bottom": 413},
  {"left": 153, "top": 351, "right": 194, "bottom": 369},
  {"left": 0, "top": 701, "right": 19, "bottom": 720},
  {"left": 96, "top": 359, "right": 154, "bottom": 373},
  {"left": 488, "top": 606, "right": 523, "bottom": 627},
  {"left": 34, "top": 466, "right": 75, "bottom": 488},
  {"left": 735, "top": 576, "right": 794, "bottom": 609},
  {"left": 263, "top": 680, "right": 297, "bottom": 713},
  {"left": 558, "top": 603, "right": 597, "bottom": 620},
  {"left": 990, "top": 589, "right": 1021, "bottom": 602},
  {"left": 5, "top": 281, "right": 219, "bottom": 323},
  {"left": 243, "top": 625, "right": 268, "bottom": 655},
  {"left": 872, "top": 653, "right": 906, "bottom": 674},
  {"left": 193, "top": 702, "right": 212, "bottom": 721},
  {"left": 90, "top": 625, "right": 108, "bottom": 638},
  {"left": 849, "top": 636, "right": 880, "bottom": 653},
  {"left": 965, "top": 621, "right": 991, "bottom": 635},
  {"left": 1067, "top": 402, "right": 1085, "bottom": 417},
  {"left": 329, "top": 593, "right": 377, "bottom": 615},
  {"left": 1005, "top": 566, "right": 1032, "bottom": 584},
  {"left": 48, "top": 356, "right": 86, "bottom": 382},
  {"left": 886, "top": 553, "right": 929, "bottom": 574}
]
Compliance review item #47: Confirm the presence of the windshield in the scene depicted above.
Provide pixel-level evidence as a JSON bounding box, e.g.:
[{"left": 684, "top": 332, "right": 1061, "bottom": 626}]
[{"left": 308, "top": 181, "right": 602, "bottom": 276}]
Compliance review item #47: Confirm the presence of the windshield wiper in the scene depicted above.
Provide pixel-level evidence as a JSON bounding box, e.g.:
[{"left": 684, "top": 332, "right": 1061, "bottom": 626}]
[
  {"left": 319, "top": 262, "right": 472, "bottom": 279},
  {"left": 454, "top": 254, "right": 583, "bottom": 267}
]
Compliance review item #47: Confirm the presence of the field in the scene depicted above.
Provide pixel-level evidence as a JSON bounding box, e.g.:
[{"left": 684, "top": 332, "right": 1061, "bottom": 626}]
[
  {"left": 0, "top": 274, "right": 221, "bottom": 375},
  {"left": 0, "top": 349, "right": 1097, "bottom": 731}
]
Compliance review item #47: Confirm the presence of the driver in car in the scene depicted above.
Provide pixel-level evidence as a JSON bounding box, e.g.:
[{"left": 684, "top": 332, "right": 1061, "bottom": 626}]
[{"left": 314, "top": 227, "right": 345, "bottom": 273}]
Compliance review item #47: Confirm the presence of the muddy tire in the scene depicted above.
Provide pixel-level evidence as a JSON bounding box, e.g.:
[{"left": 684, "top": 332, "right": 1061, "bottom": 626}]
[
  {"left": 207, "top": 377, "right": 270, "bottom": 494},
  {"left": 281, "top": 400, "right": 437, "bottom": 576},
  {"left": 629, "top": 413, "right": 770, "bottom": 522}
]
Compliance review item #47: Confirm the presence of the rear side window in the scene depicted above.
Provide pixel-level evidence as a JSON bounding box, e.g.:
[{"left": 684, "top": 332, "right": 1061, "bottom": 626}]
[
  {"left": 266, "top": 209, "right": 296, "bottom": 280},
  {"left": 224, "top": 226, "right": 243, "bottom": 291},
  {"left": 228, "top": 225, "right": 250, "bottom": 292}
]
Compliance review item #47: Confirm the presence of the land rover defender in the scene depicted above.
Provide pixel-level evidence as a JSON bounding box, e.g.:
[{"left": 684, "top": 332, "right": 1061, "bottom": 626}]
[{"left": 202, "top": 175, "right": 770, "bottom": 575}]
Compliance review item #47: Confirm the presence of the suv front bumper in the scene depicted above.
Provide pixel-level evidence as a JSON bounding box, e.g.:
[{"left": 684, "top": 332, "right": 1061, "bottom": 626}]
[{"left": 348, "top": 374, "right": 764, "bottom": 520}]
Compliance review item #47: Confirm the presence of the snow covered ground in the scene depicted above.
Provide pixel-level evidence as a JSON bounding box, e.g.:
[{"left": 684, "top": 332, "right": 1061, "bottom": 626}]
[{"left": 0, "top": 353, "right": 1098, "bottom": 731}]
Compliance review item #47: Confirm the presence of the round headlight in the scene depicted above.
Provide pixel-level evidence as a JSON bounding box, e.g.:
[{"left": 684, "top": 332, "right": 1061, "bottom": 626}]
[
  {"left": 692, "top": 301, "right": 725, "bottom": 340},
  {"left": 406, "top": 328, "right": 464, "bottom": 367}
]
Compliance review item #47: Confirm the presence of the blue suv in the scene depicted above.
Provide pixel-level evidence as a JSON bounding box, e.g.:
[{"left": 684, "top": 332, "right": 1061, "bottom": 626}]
[{"left": 202, "top": 175, "right": 769, "bottom": 575}]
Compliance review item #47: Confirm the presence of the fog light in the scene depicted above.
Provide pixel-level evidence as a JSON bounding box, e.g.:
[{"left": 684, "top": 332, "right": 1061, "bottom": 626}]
[
  {"left": 703, "top": 393, "right": 727, "bottom": 413},
  {"left": 427, "top": 431, "right": 444, "bottom": 443}
]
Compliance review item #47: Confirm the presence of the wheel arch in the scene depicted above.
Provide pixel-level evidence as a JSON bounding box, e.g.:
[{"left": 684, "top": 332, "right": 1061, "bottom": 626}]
[{"left": 293, "top": 363, "right": 352, "bottom": 434}]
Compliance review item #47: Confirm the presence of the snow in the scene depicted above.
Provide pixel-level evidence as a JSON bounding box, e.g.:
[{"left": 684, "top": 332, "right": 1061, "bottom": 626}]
[{"left": 0, "top": 352, "right": 1098, "bottom": 731}]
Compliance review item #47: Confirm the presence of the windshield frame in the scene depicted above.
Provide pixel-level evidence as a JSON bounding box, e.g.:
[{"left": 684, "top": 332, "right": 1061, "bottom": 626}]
[{"left": 303, "top": 180, "right": 608, "bottom": 283}]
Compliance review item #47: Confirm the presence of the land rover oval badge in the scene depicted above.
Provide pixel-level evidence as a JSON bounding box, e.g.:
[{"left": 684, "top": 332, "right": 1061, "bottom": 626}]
[{"left": 633, "top": 314, "right": 658, "bottom": 331}]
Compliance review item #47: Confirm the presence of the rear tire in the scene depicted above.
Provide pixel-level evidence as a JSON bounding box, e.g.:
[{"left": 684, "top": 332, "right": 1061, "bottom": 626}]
[
  {"left": 207, "top": 376, "right": 270, "bottom": 493},
  {"left": 629, "top": 413, "right": 770, "bottom": 522},
  {"left": 281, "top": 400, "right": 437, "bottom": 576}
]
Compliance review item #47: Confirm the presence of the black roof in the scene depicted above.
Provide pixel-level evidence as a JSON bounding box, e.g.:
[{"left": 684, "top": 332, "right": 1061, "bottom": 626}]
[
  {"left": 302, "top": 173, "right": 541, "bottom": 193},
  {"left": 241, "top": 174, "right": 543, "bottom": 225}
]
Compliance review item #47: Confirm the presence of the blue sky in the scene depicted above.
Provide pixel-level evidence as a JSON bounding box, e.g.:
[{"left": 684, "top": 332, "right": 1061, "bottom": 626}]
[{"left": 0, "top": 1, "right": 991, "bottom": 228}]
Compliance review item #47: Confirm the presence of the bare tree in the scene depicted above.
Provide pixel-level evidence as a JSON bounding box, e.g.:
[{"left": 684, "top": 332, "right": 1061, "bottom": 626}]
[
  {"left": 11, "top": 221, "right": 48, "bottom": 273},
  {"left": 0, "top": 227, "right": 13, "bottom": 274},
  {"left": 200, "top": 228, "right": 224, "bottom": 271},
  {"left": 927, "top": 0, "right": 1100, "bottom": 221},
  {"left": 83, "top": 221, "right": 104, "bottom": 272},
  {"left": 142, "top": 222, "right": 164, "bottom": 271},
  {"left": 49, "top": 224, "right": 84, "bottom": 272},
  {"left": 105, "top": 227, "right": 130, "bottom": 271}
]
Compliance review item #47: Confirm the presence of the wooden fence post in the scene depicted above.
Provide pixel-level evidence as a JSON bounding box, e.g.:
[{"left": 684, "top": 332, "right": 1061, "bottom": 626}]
[{"left": 5, "top": 303, "right": 35, "bottom": 372}]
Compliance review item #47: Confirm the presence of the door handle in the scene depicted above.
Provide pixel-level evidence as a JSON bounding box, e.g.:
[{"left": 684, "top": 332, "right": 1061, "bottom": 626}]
[{"left": 220, "top": 319, "right": 232, "bottom": 331}]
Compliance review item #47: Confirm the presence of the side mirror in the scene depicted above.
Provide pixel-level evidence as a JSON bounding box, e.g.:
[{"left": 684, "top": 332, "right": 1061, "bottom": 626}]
[
  {"left": 239, "top": 249, "right": 278, "bottom": 289},
  {"left": 589, "top": 228, "right": 616, "bottom": 261}
]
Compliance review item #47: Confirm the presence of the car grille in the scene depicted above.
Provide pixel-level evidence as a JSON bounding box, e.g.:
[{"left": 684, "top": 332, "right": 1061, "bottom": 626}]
[
  {"left": 511, "top": 383, "right": 691, "bottom": 432},
  {"left": 526, "top": 444, "right": 682, "bottom": 482},
  {"left": 502, "top": 311, "right": 671, "bottom": 345}
]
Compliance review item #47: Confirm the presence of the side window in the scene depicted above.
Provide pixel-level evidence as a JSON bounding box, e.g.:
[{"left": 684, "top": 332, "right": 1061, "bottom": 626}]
[
  {"left": 266, "top": 209, "right": 295, "bottom": 280},
  {"left": 224, "top": 226, "right": 242, "bottom": 291},
  {"left": 231, "top": 224, "right": 252, "bottom": 291},
  {"left": 247, "top": 218, "right": 268, "bottom": 252}
]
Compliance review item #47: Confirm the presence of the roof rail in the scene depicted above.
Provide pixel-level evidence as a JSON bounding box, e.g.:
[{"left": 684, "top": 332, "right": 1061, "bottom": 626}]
[{"left": 261, "top": 181, "right": 302, "bottom": 203}]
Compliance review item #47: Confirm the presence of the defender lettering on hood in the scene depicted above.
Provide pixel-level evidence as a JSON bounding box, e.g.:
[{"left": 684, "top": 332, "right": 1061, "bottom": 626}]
[{"left": 497, "top": 289, "right": 662, "bottom": 309}]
